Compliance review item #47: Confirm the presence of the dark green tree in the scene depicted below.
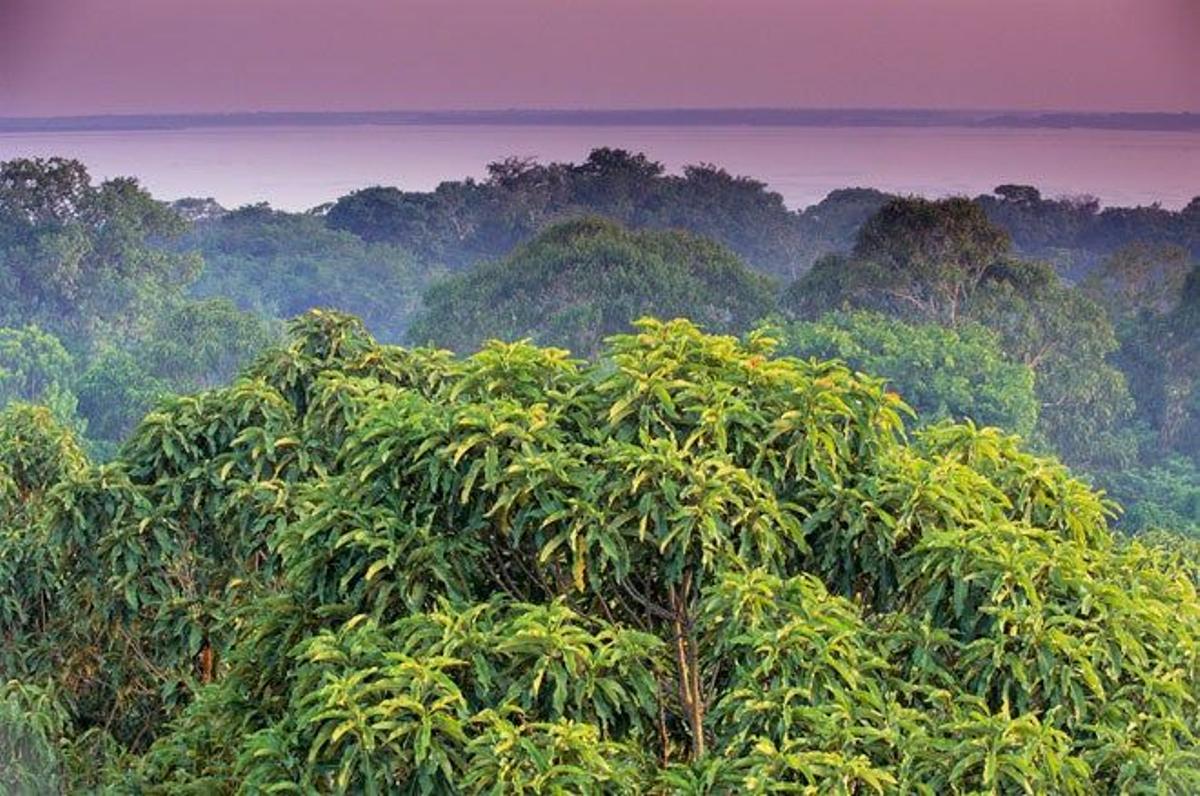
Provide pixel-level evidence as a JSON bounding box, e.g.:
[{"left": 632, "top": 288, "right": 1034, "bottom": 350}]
[
  {"left": 0, "top": 158, "right": 200, "bottom": 349},
  {"left": 408, "top": 218, "right": 778, "bottom": 355},
  {"left": 184, "top": 204, "right": 437, "bottom": 342},
  {"left": 0, "top": 325, "right": 80, "bottom": 428},
  {"left": 787, "top": 197, "right": 1134, "bottom": 468},
  {"left": 1082, "top": 241, "right": 1194, "bottom": 318}
]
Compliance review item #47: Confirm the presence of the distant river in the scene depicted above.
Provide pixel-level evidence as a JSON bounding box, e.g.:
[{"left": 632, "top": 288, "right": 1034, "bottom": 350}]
[{"left": 0, "top": 124, "right": 1196, "bottom": 211}]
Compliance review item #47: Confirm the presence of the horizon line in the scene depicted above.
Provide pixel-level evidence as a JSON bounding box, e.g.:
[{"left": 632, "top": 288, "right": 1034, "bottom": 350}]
[{"left": 2, "top": 106, "right": 1198, "bottom": 134}]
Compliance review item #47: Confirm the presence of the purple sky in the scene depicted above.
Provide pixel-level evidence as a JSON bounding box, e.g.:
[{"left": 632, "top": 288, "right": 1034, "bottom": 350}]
[{"left": 1, "top": 0, "right": 1197, "bottom": 116}]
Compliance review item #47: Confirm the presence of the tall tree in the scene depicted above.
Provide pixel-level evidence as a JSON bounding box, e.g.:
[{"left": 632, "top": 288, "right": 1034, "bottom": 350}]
[
  {"left": 0, "top": 158, "right": 200, "bottom": 349},
  {"left": 786, "top": 197, "right": 1134, "bottom": 468}
]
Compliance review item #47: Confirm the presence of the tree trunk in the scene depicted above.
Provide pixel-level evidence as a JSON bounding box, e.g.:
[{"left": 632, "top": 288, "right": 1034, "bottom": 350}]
[{"left": 669, "top": 573, "right": 705, "bottom": 760}]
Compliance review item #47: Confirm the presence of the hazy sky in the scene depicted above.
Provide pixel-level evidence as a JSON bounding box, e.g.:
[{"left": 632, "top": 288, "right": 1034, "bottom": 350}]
[{"left": 1, "top": 0, "right": 1197, "bottom": 116}]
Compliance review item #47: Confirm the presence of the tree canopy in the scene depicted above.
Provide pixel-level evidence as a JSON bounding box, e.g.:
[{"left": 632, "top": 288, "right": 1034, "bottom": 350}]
[
  {"left": 787, "top": 197, "right": 1134, "bottom": 469},
  {"left": 0, "top": 157, "right": 200, "bottom": 350},
  {"left": 2, "top": 155, "right": 1193, "bottom": 541},
  {"left": 326, "top": 148, "right": 814, "bottom": 278},
  {"left": 0, "top": 160, "right": 293, "bottom": 454},
  {"left": 0, "top": 155, "right": 1198, "bottom": 794},
  {"left": 1081, "top": 242, "right": 1195, "bottom": 318},
  {"left": 0, "top": 311, "right": 1198, "bottom": 792},
  {"left": 182, "top": 203, "right": 438, "bottom": 343},
  {"left": 976, "top": 184, "right": 1200, "bottom": 279},
  {"left": 775, "top": 310, "right": 1039, "bottom": 438},
  {"left": 408, "top": 217, "right": 778, "bottom": 355},
  {"left": 1116, "top": 262, "right": 1200, "bottom": 467}
]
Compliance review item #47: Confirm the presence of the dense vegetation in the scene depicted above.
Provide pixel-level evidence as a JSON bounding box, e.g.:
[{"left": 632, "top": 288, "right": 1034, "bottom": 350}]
[
  {"left": 977, "top": 186, "right": 1200, "bottom": 279},
  {"left": 782, "top": 197, "right": 1199, "bottom": 534},
  {"left": 0, "top": 158, "right": 279, "bottom": 452},
  {"left": 787, "top": 197, "right": 1132, "bottom": 465},
  {"left": 1, "top": 151, "right": 1198, "bottom": 790},
  {"left": 2, "top": 312, "right": 1199, "bottom": 793},
  {"left": 324, "top": 148, "right": 819, "bottom": 279},
  {"left": 318, "top": 149, "right": 1200, "bottom": 281},
  {"left": 407, "top": 217, "right": 777, "bottom": 355},
  {"left": 773, "top": 311, "right": 1039, "bottom": 438},
  {"left": 3, "top": 152, "right": 1197, "bottom": 528},
  {"left": 180, "top": 203, "right": 437, "bottom": 343}
]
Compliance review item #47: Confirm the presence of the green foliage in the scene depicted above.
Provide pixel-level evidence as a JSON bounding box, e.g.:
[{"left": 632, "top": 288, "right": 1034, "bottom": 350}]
[
  {"left": 787, "top": 197, "right": 1135, "bottom": 470},
  {"left": 0, "top": 324, "right": 81, "bottom": 430},
  {"left": 71, "top": 298, "right": 278, "bottom": 453},
  {"left": 789, "top": 197, "right": 1008, "bottom": 324},
  {"left": 976, "top": 185, "right": 1200, "bottom": 279},
  {"left": 0, "top": 402, "right": 87, "bottom": 498},
  {"left": 971, "top": 258, "right": 1135, "bottom": 467},
  {"left": 183, "top": 204, "right": 438, "bottom": 342},
  {"left": 1103, "top": 457, "right": 1200, "bottom": 537},
  {"left": 409, "top": 217, "right": 778, "bottom": 355},
  {"left": 1082, "top": 242, "right": 1194, "bottom": 318},
  {"left": 75, "top": 346, "right": 170, "bottom": 452},
  {"left": 463, "top": 714, "right": 646, "bottom": 795},
  {"left": 0, "top": 159, "right": 287, "bottom": 459},
  {"left": 325, "top": 155, "right": 1197, "bottom": 283},
  {"left": 0, "top": 157, "right": 200, "bottom": 348},
  {"left": 0, "top": 311, "right": 1193, "bottom": 793},
  {"left": 138, "top": 298, "right": 281, "bottom": 391},
  {"left": 793, "top": 187, "right": 894, "bottom": 262},
  {"left": 776, "top": 311, "right": 1038, "bottom": 437},
  {"left": 1115, "top": 263, "right": 1200, "bottom": 469},
  {"left": 326, "top": 148, "right": 812, "bottom": 278},
  {"left": 0, "top": 680, "right": 70, "bottom": 794},
  {"left": 0, "top": 406, "right": 88, "bottom": 701},
  {"left": 1, "top": 153, "right": 1199, "bottom": 793},
  {"left": 3, "top": 155, "right": 1190, "bottom": 547},
  {"left": 1139, "top": 530, "right": 1200, "bottom": 587}
]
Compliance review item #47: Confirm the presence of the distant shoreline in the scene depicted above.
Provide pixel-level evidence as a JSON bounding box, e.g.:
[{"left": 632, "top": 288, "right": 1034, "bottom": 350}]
[{"left": 2, "top": 108, "right": 1199, "bottom": 134}]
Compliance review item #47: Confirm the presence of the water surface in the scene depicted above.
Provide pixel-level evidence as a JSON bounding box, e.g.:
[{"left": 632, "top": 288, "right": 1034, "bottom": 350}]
[{"left": 0, "top": 124, "right": 1195, "bottom": 211}]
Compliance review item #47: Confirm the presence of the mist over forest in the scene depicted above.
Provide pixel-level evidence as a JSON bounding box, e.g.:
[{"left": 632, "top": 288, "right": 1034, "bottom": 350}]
[
  {"left": 5, "top": 149, "right": 1198, "bottom": 525},
  {"left": 2, "top": 148, "right": 1200, "bottom": 792}
]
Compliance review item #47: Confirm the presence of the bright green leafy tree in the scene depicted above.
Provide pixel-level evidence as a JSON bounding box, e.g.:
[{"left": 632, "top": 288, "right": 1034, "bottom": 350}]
[{"left": 0, "top": 311, "right": 1195, "bottom": 793}]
